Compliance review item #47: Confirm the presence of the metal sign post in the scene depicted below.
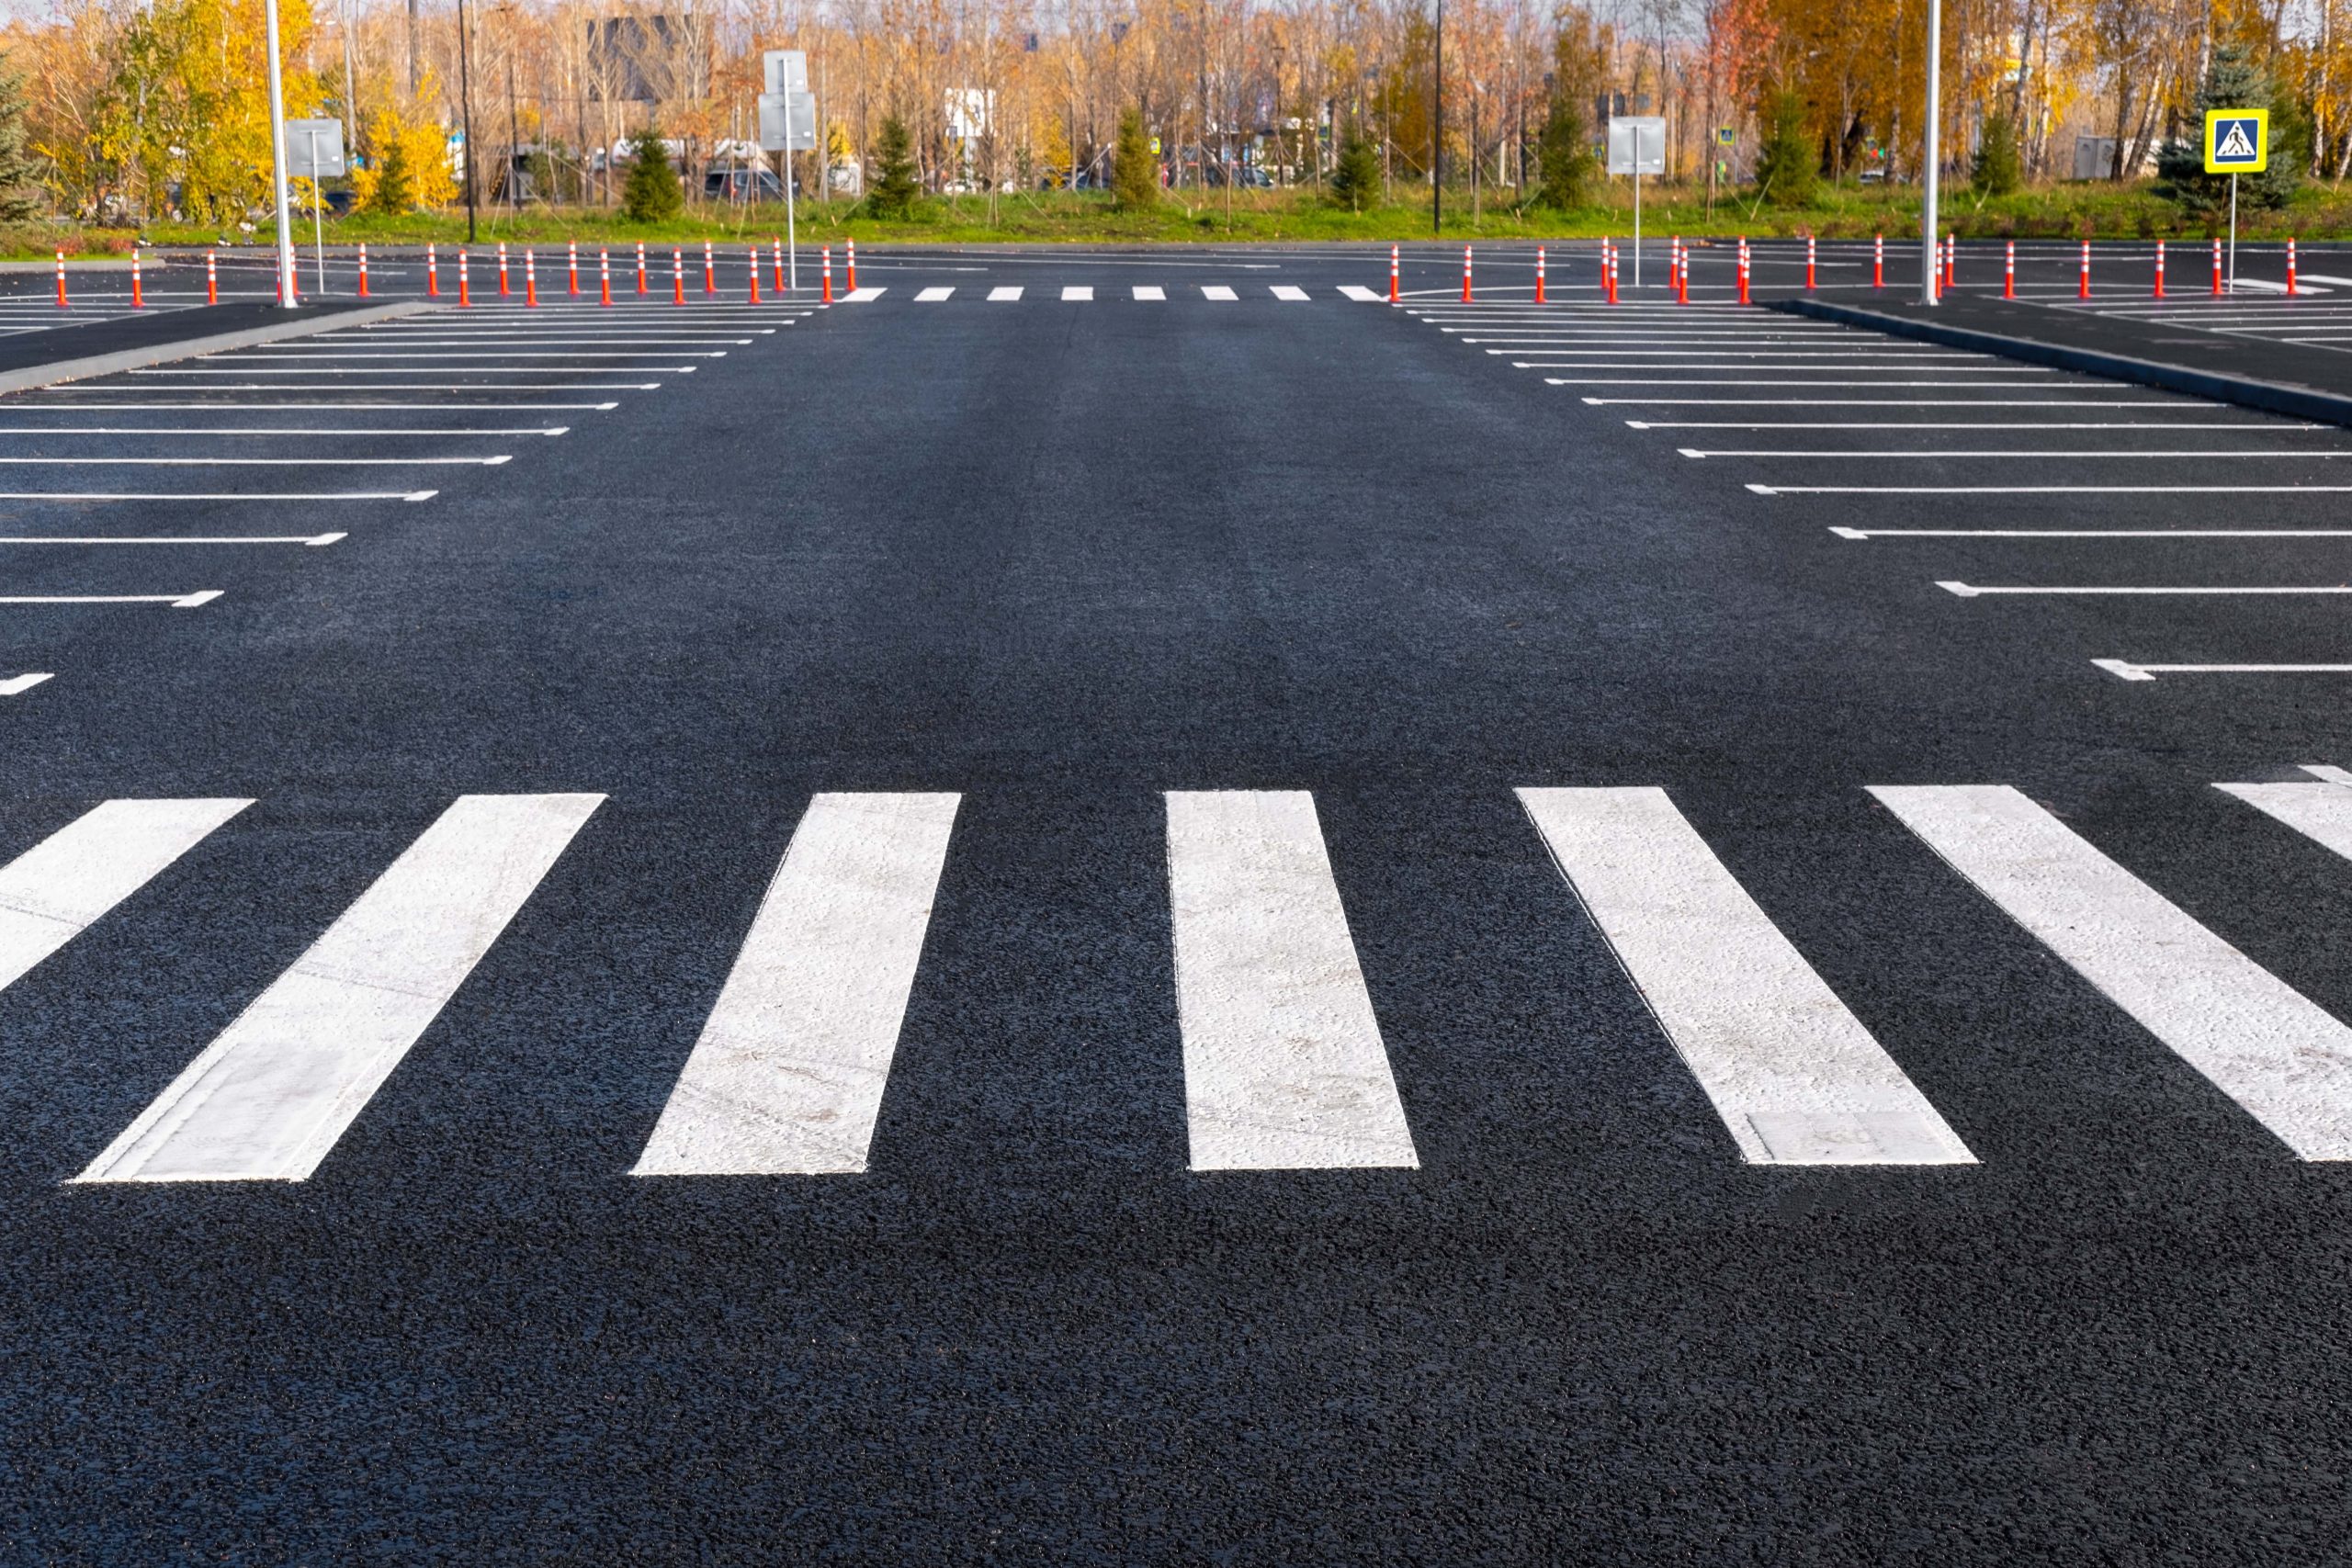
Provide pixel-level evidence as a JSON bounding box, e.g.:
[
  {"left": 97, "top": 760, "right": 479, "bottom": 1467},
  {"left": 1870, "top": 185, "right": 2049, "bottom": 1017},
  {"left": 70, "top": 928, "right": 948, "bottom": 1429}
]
[
  {"left": 1922, "top": 0, "right": 1941, "bottom": 304},
  {"left": 762, "top": 51, "right": 813, "bottom": 291},
  {"left": 262, "top": 0, "right": 297, "bottom": 305},
  {"left": 1605, "top": 117, "right": 1665, "bottom": 288},
  {"left": 2204, "top": 108, "right": 2267, "bottom": 296},
  {"left": 287, "top": 118, "right": 346, "bottom": 299}
]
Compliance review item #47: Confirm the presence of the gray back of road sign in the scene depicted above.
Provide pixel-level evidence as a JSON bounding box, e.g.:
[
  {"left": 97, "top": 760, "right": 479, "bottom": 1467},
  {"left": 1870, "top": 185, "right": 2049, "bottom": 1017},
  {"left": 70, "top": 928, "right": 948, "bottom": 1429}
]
[
  {"left": 758, "top": 92, "right": 818, "bottom": 152},
  {"left": 1606, "top": 117, "right": 1666, "bottom": 175},
  {"left": 764, "top": 50, "right": 808, "bottom": 96},
  {"left": 286, "top": 118, "right": 347, "bottom": 177}
]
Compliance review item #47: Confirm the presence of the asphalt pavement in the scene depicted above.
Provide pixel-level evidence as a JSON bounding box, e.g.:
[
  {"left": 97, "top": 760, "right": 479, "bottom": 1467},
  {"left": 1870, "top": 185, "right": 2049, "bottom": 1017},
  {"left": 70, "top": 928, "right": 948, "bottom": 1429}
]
[{"left": 2, "top": 242, "right": 2349, "bottom": 1563}]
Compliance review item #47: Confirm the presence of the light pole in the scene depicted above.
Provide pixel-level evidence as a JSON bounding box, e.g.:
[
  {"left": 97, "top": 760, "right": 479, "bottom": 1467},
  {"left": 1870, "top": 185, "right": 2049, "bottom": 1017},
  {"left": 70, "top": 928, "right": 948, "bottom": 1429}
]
[
  {"left": 263, "top": 0, "right": 298, "bottom": 306},
  {"left": 1432, "top": 0, "right": 1442, "bottom": 234},
  {"left": 1920, "top": 0, "right": 1941, "bottom": 305}
]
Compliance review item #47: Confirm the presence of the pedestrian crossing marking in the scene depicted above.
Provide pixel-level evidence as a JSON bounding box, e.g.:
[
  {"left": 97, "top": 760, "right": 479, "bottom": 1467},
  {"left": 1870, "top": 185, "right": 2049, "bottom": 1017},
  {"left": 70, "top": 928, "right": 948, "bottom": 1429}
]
[
  {"left": 1062, "top": 286, "right": 1093, "bottom": 301},
  {"left": 1168, "top": 790, "right": 1418, "bottom": 1171},
  {"left": 1134, "top": 286, "right": 1166, "bottom": 301},
  {"left": 633, "top": 793, "right": 960, "bottom": 1177},
  {"left": 1873, "top": 784, "right": 2352, "bottom": 1160},
  {"left": 1520, "top": 787, "right": 1973, "bottom": 1165},
  {"left": 988, "top": 287, "right": 1023, "bottom": 302},
  {"left": 916, "top": 287, "right": 955, "bottom": 302},
  {"left": 1339, "top": 285, "right": 1384, "bottom": 302},
  {"left": 841, "top": 287, "right": 886, "bottom": 302},
  {"left": 74, "top": 793, "right": 603, "bottom": 1184},
  {"left": 1201, "top": 286, "right": 1238, "bottom": 301},
  {"left": 1270, "top": 286, "right": 1310, "bottom": 301},
  {"left": 0, "top": 799, "right": 251, "bottom": 995}
]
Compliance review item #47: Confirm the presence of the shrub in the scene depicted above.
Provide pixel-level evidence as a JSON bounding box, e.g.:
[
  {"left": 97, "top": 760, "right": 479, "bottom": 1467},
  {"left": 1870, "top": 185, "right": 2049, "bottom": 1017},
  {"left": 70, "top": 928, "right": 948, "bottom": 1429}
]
[
  {"left": 1533, "top": 96, "right": 1597, "bottom": 210},
  {"left": 1113, "top": 107, "right": 1159, "bottom": 210},
  {"left": 864, "top": 117, "right": 922, "bottom": 220},
  {"left": 621, "top": 126, "right": 684, "bottom": 221},
  {"left": 1751, "top": 88, "right": 1815, "bottom": 207},
  {"left": 1972, "top": 106, "right": 2021, "bottom": 198},
  {"left": 1329, "top": 130, "right": 1380, "bottom": 212}
]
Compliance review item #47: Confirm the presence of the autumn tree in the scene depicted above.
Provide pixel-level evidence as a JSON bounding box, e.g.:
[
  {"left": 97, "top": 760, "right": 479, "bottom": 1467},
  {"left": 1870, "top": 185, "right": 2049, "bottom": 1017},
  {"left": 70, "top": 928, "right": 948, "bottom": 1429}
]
[
  {"left": 1113, "top": 107, "right": 1157, "bottom": 209},
  {"left": 0, "top": 67, "right": 41, "bottom": 220},
  {"left": 1533, "top": 96, "right": 1596, "bottom": 209}
]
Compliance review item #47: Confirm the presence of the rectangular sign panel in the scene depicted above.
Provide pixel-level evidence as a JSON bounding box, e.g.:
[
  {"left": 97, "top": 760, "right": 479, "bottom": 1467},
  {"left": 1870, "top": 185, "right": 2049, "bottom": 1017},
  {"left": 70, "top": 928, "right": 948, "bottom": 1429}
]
[
  {"left": 758, "top": 91, "right": 818, "bottom": 152},
  {"left": 764, "top": 49, "right": 808, "bottom": 96},
  {"left": 285, "top": 118, "right": 346, "bottom": 176},
  {"left": 2205, "top": 108, "right": 2267, "bottom": 174},
  {"left": 1607, "top": 116, "right": 1667, "bottom": 175}
]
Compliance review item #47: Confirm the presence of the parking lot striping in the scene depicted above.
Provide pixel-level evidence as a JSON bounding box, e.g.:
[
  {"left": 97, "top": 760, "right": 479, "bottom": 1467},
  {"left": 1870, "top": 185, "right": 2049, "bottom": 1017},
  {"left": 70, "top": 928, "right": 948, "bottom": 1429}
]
[
  {"left": 2218, "top": 773, "right": 2352, "bottom": 864},
  {"left": 1134, "top": 286, "right": 1167, "bottom": 300},
  {"left": 0, "top": 402, "right": 621, "bottom": 412},
  {"left": 0, "top": 590, "right": 222, "bottom": 606},
  {"left": 73, "top": 792, "right": 605, "bottom": 1184},
  {"left": 1872, "top": 783, "right": 2352, "bottom": 1161},
  {"left": 137, "top": 368, "right": 701, "bottom": 377},
  {"left": 1689, "top": 447, "right": 2352, "bottom": 459},
  {"left": 989, "top": 287, "right": 1023, "bottom": 301},
  {"left": 1270, "top": 286, "right": 1311, "bottom": 301},
  {"left": 65, "top": 385, "right": 664, "bottom": 393},
  {"left": 1062, "top": 285, "right": 1094, "bottom": 301},
  {"left": 1584, "top": 396, "right": 2155, "bottom": 407},
  {"left": 1201, "top": 286, "right": 1239, "bottom": 301},
  {"left": 0, "top": 490, "right": 439, "bottom": 501},
  {"left": 0, "top": 425, "right": 568, "bottom": 436},
  {"left": 0, "top": 672, "right": 51, "bottom": 695},
  {"left": 1837, "top": 526, "right": 2352, "bottom": 540},
  {"left": 2095, "top": 659, "right": 2352, "bottom": 680},
  {"left": 1553, "top": 379, "right": 2080, "bottom": 389},
  {"left": 631, "top": 793, "right": 962, "bottom": 1178},
  {"left": 0, "top": 532, "right": 347, "bottom": 546},
  {"left": 1524, "top": 363, "right": 2053, "bottom": 372},
  {"left": 0, "top": 455, "right": 512, "bottom": 467},
  {"left": 1168, "top": 790, "right": 1419, "bottom": 1172},
  {"left": 1941, "top": 581, "right": 2352, "bottom": 596},
  {"left": 1636, "top": 420, "right": 2311, "bottom": 430},
  {"left": 1752, "top": 482, "right": 2352, "bottom": 495},
  {"left": 0, "top": 798, "right": 253, "bottom": 994},
  {"left": 217, "top": 349, "right": 730, "bottom": 358},
  {"left": 916, "top": 287, "right": 955, "bottom": 301},
  {"left": 1518, "top": 786, "right": 1974, "bottom": 1167},
  {"left": 1494, "top": 350, "right": 1985, "bottom": 361}
]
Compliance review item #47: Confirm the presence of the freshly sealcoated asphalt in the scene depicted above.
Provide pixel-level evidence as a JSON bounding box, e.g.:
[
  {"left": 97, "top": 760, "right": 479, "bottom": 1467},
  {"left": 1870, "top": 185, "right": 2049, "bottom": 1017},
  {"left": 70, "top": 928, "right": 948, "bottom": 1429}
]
[{"left": 1, "top": 244, "right": 2348, "bottom": 1562}]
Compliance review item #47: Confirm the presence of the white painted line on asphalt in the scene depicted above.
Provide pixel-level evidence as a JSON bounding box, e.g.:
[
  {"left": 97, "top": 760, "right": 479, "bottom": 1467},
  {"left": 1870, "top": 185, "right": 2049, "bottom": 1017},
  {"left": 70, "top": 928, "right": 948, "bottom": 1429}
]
[
  {"left": 2217, "top": 773, "right": 2352, "bottom": 865},
  {"left": 1062, "top": 286, "right": 1094, "bottom": 301},
  {"left": 1942, "top": 581, "right": 2352, "bottom": 596},
  {"left": 1872, "top": 783, "right": 2352, "bottom": 1160},
  {"left": 1491, "top": 348, "right": 1978, "bottom": 359},
  {"left": 0, "top": 591, "right": 220, "bottom": 606},
  {"left": 989, "top": 287, "right": 1023, "bottom": 301},
  {"left": 632, "top": 792, "right": 961, "bottom": 1178},
  {"left": 0, "top": 672, "right": 52, "bottom": 694},
  {"left": 0, "top": 798, "right": 251, "bottom": 994},
  {"left": 0, "top": 491, "right": 437, "bottom": 501},
  {"left": 1752, "top": 483, "right": 2352, "bottom": 495},
  {"left": 104, "top": 382, "right": 667, "bottom": 390},
  {"left": 1134, "top": 286, "right": 1167, "bottom": 300},
  {"left": 1338, "top": 285, "right": 1383, "bottom": 301},
  {"left": 1524, "top": 363, "right": 2045, "bottom": 373},
  {"left": 1554, "top": 380, "right": 2077, "bottom": 389},
  {"left": 0, "top": 455, "right": 509, "bottom": 467},
  {"left": 1583, "top": 397, "right": 2156, "bottom": 407},
  {"left": 1517, "top": 786, "right": 1972, "bottom": 1166},
  {"left": 135, "top": 367, "right": 703, "bottom": 376},
  {"left": 1201, "top": 286, "right": 1239, "bottom": 301},
  {"left": 0, "top": 402, "right": 624, "bottom": 411},
  {"left": 74, "top": 792, "right": 604, "bottom": 1183},
  {"left": 213, "top": 350, "right": 728, "bottom": 359},
  {"left": 2095, "top": 660, "right": 2352, "bottom": 680},
  {"left": 1693, "top": 447, "right": 2352, "bottom": 459},
  {"left": 1636, "top": 421, "right": 2309, "bottom": 431},
  {"left": 916, "top": 287, "right": 955, "bottom": 301},
  {"left": 0, "top": 533, "right": 347, "bottom": 546},
  {"left": 842, "top": 288, "right": 886, "bottom": 301},
  {"left": 1270, "top": 286, "right": 1310, "bottom": 301},
  {"left": 1168, "top": 790, "right": 1418, "bottom": 1172},
  {"left": 1838, "top": 526, "right": 2352, "bottom": 540},
  {"left": 0, "top": 426, "right": 567, "bottom": 436}
]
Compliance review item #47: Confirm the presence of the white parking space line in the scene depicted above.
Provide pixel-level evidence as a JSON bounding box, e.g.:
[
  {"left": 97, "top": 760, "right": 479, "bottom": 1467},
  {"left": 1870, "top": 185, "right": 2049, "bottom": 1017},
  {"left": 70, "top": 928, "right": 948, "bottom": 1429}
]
[
  {"left": 0, "top": 455, "right": 510, "bottom": 467},
  {"left": 1062, "top": 286, "right": 1093, "bottom": 301},
  {"left": 1518, "top": 786, "right": 1971, "bottom": 1166},
  {"left": 1873, "top": 784, "right": 2352, "bottom": 1160},
  {"left": 217, "top": 350, "right": 729, "bottom": 359},
  {"left": 632, "top": 793, "right": 961, "bottom": 1178},
  {"left": 1943, "top": 581, "right": 2352, "bottom": 596},
  {"left": 1692, "top": 447, "right": 2352, "bottom": 459},
  {"left": 1133, "top": 286, "right": 1166, "bottom": 300},
  {"left": 1338, "top": 285, "right": 1383, "bottom": 301},
  {"left": 0, "top": 491, "right": 437, "bottom": 502},
  {"left": 0, "top": 798, "right": 252, "bottom": 994},
  {"left": 117, "top": 380, "right": 672, "bottom": 389},
  {"left": 0, "top": 402, "right": 623, "bottom": 412},
  {"left": 74, "top": 793, "right": 605, "bottom": 1184},
  {"left": 138, "top": 367, "right": 704, "bottom": 377},
  {"left": 1201, "top": 286, "right": 1238, "bottom": 301},
  {"left": 1638, "top": 421, "right": 2308, "bottom": 431},
  {"left": 0, "top": 590, "right": 221, "bottom": 606},
  {"left": 1168, "top": 790, "right": 1418, "bottom": 1172},
  {"left": 916, "top": 287, "right": 955, "bottom": 301},
  {"left": 1753, "top": 483, "right": 2352, "bottom": 496},
  {"left": 1583, "top": 397, "right": 2162, "bottom": 407},
  {"left": 1524, "top": 363, "right": 2047, "bottom": 373},
  {"left": 2218, "top": 772, "right": 2352, "bottom": 865},
  {"left": 1270, "top": 286, "right": 1310, "bottom": 301},
  {"left": 2095, "top": 660, "right": 2352, "bottom": 680},
  {"left": 989, "top": 287, "right": 1023, "bottom": 301},
  {"left": 1838, "top": 527, "right": 2352, "bottom": 540},
  {"left": 1554, "top": 380, "right": 2079, "bottom": 389},
  {"left": 0, "top": 426, "right": 566, "bottom": 437},
  {"left": 0, "top": 533, "right": 345, "bottom": 547}
]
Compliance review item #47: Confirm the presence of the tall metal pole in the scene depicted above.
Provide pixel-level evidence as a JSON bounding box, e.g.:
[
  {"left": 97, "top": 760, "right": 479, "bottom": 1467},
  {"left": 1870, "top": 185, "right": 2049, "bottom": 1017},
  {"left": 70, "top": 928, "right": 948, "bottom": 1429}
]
[
  {"left": 1920, "top": 0, "right": 1941, "bottom": 305},
  {"left": 263, "top": 0, "right": 298, "bottom": 306},
  {"left": 1432, "top": 0, "right": 1442, "bottom": 235},
  {"left": 457, "top": 0, "right": 479, "bottom": 243}
]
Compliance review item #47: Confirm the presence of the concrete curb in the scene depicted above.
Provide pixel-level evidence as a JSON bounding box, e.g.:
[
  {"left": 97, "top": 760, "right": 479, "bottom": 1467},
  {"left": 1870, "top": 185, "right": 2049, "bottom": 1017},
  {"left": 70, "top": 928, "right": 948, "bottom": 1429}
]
[
  {"left": 1771, "top": 297, "right": 2352, "bottom": 430},
  {"left": 0, "top": 300, "right": 437, "bottom": 395}
]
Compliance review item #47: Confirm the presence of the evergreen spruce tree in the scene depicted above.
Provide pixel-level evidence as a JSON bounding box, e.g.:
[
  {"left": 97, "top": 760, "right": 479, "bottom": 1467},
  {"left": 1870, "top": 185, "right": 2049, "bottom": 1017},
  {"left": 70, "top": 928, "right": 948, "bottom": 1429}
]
[
  {"left": 1328, "top": 130, "right": 1381, "bottom": 212},
  {"left": 365, "top": 130, "right": 414, "bottom": 215},
  {"left": 1972, "top": 105, "right": 2022, "bottom": 197},
  {"left": 2156, "top": 44, "right": 2301, "bottom": 214},
  {"left": 0, "top": 67, "right": 43, "bottom": 222},
  {"left": 1113, "top": 107, "right": 1158, "bottom": 210},
  {"left": 1533, "top": 96, "right": 1597, "bottom": 210},
  {"left": 864, "top": 117, "right": 921, "bottom": 219},
  {"left": 1751, "top": 88, "right": 1815, "bottom": 206},
  {"left": 621, "top": 127, "right": 684, "bottom": 221}
]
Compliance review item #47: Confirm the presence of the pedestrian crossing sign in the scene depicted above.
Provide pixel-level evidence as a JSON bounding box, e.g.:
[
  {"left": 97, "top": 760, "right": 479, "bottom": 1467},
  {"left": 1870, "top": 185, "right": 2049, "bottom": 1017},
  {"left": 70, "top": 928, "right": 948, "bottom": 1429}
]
[{"left": 2204, "top": 109, "right": 2267, "bottom": 174}]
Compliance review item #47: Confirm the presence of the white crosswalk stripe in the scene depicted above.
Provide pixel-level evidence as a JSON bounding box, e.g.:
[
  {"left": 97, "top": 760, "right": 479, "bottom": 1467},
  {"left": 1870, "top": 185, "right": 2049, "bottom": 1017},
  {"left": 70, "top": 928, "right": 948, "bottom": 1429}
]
[
  {"left": 0, "top": 799, "right": 251, "bottom": 994},
  {"left": 1201, "top": 286, "right": 1238, "bottom": 301},
  {"left": 1873, "top": 784, "right": 2352, "bottom": 1160},
  {"left": 1134, "top": 286, "right": 1166, "bottom": 300},
  {"left": 1062, "top": 286, "right": 1093, "bottom": 301},
  {"left": 1521, "top": 787, "right": 1973, "bottom": 1164},
  {"left": 633, "top": 793, "right": 961, "bottom": 1177},
  {"left": 75, "top": 793, "right": 603, "bottom": 1183}
]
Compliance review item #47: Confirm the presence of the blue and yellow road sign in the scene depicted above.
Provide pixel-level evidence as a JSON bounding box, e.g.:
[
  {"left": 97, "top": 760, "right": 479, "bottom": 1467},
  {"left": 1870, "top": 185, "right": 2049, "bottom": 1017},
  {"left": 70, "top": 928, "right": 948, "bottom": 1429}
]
[{"left": 2204, "top": 109, "right": 2267, "bottom": 175}]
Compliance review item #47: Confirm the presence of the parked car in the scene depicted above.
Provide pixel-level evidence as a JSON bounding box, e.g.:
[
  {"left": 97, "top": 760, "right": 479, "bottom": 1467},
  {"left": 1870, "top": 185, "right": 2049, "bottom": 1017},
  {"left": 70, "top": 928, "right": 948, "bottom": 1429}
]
[{"left": 704, "top": 166, "right": 789, "bottom": 202}]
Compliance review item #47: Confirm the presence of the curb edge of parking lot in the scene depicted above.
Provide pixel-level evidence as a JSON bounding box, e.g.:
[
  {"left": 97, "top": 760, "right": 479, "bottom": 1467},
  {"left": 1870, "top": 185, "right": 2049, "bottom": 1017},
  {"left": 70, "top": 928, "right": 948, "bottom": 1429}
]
[
  {"left": 1771, "top": 297, "right": 2352, "bottom": 431},
  {"left": 0, "top": 299, "right": 436, "bottom": 396}
]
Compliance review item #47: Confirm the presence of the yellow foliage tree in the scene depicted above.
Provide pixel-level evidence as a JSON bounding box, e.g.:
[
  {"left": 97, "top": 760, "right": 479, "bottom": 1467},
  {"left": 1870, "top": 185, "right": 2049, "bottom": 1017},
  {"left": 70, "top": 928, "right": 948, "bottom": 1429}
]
[
  {"left": 94, "top": 0, "right": 322, "bottom": 220},
  {"left": 348, "top": 91, "right": 456, "bottom": 212}
]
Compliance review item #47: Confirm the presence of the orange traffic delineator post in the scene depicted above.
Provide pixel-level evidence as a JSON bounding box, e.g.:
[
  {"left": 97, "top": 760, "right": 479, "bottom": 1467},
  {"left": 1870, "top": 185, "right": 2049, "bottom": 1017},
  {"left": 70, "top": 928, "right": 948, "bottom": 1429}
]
[
  {"left": 702, "top": 240, "right": 717, "bottom": 295},
  {"left": 206, "top": 248, "right": 219, "bottom": 305},
  {"left": 821, "top": 245, "right": 833, "bottom": 303},
  {"left": 748, "top": 246, "right": 761, "bottom": 304},
  {"left": 2004, "top": 239, "right": 2016, "bottom": 299},
  {"left": 458, "top": 249, "right": 471, "bottom": 307},
  {"left": 498, "top": 242, "right": 510, "bottom": 296},
  {"left": 1804, "top": 232, "right": 1816, "bottom": 290},
  {"left": 1678, "top": 239, "right": 1690, "bottom": 304},
  {"left": 2078, "top": 239, "right": 2091, "bottom": 299},
  {"left": 525, "top": 248, "right": 539, "bottom": 306},
  {"left": 1461, "top": 244, "right": 1472, "bottom": 302},
  {"left": 568, "top": 240, "right": 581, "bottom": 296},
  {"left": 53, "top": 249, "right": 65, "bottom": 308},
  {"left": 847, "top": 238, "right": 858, "bottom": 290},
  {"left": 673, "top": 247, "right": 686, "bottom": 306},
  {"left": 1736, "top": 238, "right": 1751, "bottom": 305},
  {"left": 637, "top": 242, "right": 649, "bottom": 295},
  {"left": 2289, "top": 237, "right": 2300, "bottom": 295},
  {"left": 426, "top": 243, "right": 439, "bottom": 298},
  {"left": 1873, "top": 232, "right": 1884, "bottom": 288},
  {"left": 1534, "top": 245, "right": 1545, "bottom": 304},
  {"left": 1600, "top": 239, "right": 1615, "bottom": 304},
  {"left": 773, "top": 238, "right": 786, "bottom": 293},
  {"left": 1668, "top": 236, "right": 1679, "bottom": 297},
  {"left": 356, "top": 243, "right": 370, "bottom": 297},
  {"left": 2154, "top": 240, "right": 2166, "bottom": 299},
  {"left": 599, "top": 248, "right": 613, "bottom": 306},
  {"left": 129, "top": 248, "right": 142, "bottom": 308},
  {"left": 2212, "top": 237, "right": 2224, "bottom": 296},
  {"left": 1944, "top": 232, "right": 1956, "bottom": 289},
  {"left": 1387, "top": 243, "right": 1398, "bottom": 303}
]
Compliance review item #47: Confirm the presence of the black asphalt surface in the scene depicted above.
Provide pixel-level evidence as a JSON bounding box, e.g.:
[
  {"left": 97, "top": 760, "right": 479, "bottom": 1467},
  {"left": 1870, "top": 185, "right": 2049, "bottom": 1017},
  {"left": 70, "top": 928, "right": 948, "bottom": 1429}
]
[{"left": 2, "top": 243, "right": 2350, "bottom": 1562}]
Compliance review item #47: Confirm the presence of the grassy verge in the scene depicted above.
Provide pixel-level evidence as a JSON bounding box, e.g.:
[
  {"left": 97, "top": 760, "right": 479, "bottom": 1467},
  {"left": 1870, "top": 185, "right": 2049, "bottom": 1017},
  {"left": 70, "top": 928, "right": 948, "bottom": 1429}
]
[{"left": 23, "top": 177, "right": 2352, "bottom": 255}]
